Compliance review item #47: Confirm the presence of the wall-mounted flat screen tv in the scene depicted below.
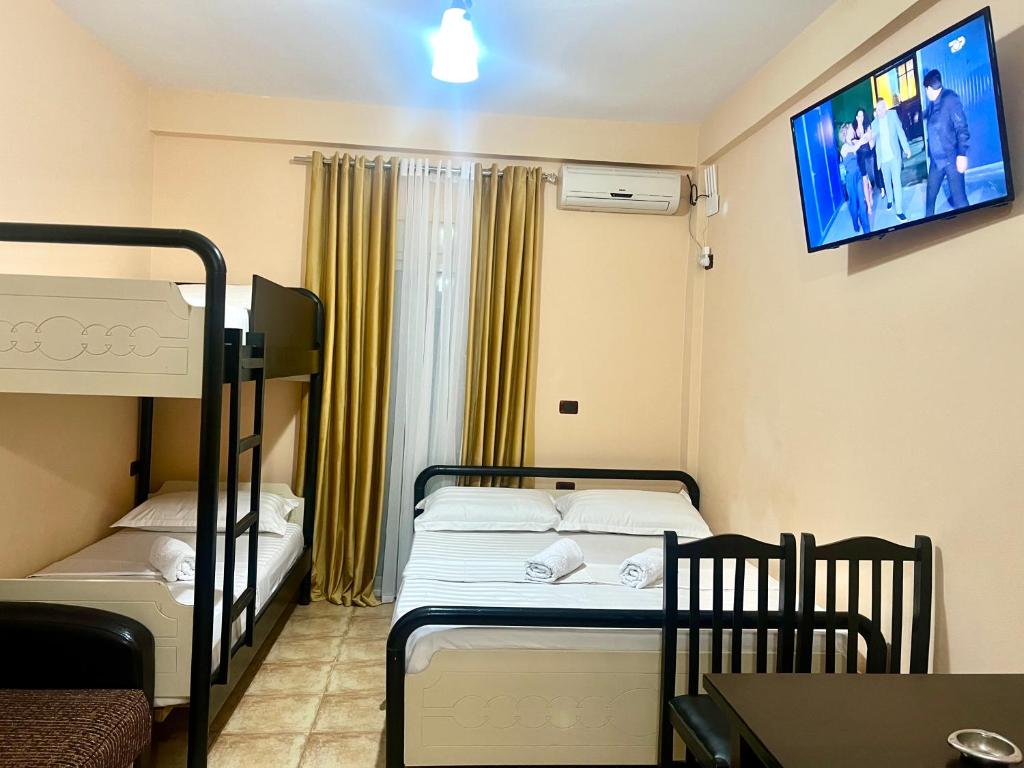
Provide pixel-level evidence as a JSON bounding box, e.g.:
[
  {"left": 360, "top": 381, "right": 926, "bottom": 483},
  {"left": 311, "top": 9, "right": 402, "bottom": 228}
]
[{"left": 791, "top": 7, "right": 1014, "bottom": 252}]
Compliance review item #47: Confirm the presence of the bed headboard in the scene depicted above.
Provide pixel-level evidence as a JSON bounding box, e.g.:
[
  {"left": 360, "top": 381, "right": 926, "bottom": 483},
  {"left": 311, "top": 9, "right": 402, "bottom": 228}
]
[
  {"left": 412, "top": 465, "right": 700, "bottom": 515},
  {"left": 250, "top": 275, "right": 323, "bottom": 378}
]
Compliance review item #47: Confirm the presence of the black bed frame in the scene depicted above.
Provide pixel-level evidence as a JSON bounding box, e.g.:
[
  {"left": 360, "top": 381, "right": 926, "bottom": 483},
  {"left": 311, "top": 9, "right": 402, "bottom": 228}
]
[
  {"left": 386, "top": 464, "right": 888, "bottom": 768},
  {"left": 0, "top": 223, "right": 324, "bottom": 768}
]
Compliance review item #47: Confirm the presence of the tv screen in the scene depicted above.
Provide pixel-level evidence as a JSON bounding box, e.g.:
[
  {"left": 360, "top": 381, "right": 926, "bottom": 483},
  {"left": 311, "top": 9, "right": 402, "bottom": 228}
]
[{"left": 791, "top": 8, "right": 1014, "bottom": 252}]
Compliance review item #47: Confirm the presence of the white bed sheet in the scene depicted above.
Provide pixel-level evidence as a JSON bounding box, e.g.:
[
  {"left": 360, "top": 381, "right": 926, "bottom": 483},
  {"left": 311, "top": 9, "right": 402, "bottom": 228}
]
[
  {"left": 394, "top": 530, "right": 795, "bottom": 674},
  {"left": 176, "top": 283, "right": 252, "bottom": 332},
  {"left": 31, "top": 524, "right": 304, "bottom": 659}
]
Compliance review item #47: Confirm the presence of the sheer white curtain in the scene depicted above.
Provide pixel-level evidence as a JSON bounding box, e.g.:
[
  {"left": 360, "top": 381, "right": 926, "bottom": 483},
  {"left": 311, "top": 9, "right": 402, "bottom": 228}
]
[{"left": 378, "top": 159, "right": 474, "bottom": 600}]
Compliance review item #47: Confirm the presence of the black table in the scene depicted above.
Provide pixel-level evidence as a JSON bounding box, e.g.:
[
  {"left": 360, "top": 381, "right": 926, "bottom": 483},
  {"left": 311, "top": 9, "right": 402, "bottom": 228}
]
[{"left": 704, "top": 673, "right": 1024, "bottom": 768}]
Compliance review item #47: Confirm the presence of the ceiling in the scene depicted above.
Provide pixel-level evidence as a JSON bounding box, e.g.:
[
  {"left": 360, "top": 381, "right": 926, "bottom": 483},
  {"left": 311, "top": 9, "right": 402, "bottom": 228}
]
[{"left": 56, "top": 0, "right": 833, "bottom": 123}]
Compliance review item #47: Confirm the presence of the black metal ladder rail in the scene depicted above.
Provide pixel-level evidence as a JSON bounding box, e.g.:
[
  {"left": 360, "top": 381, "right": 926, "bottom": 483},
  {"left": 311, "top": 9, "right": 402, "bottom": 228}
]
[{"left": 215, "top": 328, "right": 266, "bottom": 685}]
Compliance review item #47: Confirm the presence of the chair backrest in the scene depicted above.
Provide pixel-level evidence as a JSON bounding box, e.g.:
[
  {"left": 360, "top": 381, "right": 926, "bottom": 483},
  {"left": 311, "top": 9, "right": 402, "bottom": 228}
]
[
  {"left": 0, "top": 601, "right": 155, "bottom": 704},
  {"left": 796, "top": 534, "right": 932, "bottom": 674},
  {"left": 661, "top": 531, "right": 798, "bottom": 701}
]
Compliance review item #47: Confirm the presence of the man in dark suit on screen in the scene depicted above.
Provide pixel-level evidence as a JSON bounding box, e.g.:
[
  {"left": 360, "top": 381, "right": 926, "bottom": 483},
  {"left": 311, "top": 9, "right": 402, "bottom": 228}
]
[{"left": 923, "top": 68, "right": 970, "bottom": 216}]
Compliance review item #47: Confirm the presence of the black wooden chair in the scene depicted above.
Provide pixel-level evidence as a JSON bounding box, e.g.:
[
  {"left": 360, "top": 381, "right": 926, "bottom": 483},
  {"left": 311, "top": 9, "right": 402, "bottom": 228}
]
[
  {"left": 0, "top": 601, "right": 155, "bottom": 767},
  {"left": 659, "top": 532, "right": 797, "bottom": 768},
  {"left": 795, "top": 534, "right": 933, "bottom": 674}
]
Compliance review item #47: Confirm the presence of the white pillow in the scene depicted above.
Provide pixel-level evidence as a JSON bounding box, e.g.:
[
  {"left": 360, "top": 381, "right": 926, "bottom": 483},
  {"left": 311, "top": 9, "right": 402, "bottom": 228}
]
[
  {"left": 415, "top": 486, "right": 559, "bottom": 532},
  {"left": 112, "top": 490, "right": 297, "bottom": 537},
  {"left": 555, "top": 489, "right": 711, "bottom": 538}
]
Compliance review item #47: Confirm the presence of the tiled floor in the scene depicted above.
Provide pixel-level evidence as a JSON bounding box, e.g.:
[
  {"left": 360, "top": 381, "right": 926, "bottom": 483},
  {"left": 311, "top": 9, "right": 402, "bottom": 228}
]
[{"left": 152, "top": 601, "right": 392, "bottom": 767}]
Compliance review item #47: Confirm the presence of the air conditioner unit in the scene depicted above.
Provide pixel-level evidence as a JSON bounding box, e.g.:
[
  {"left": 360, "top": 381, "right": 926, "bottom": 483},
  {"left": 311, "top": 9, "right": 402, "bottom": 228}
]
[{"left": 557, "top": 164, "right": 681, "bottom": 215}]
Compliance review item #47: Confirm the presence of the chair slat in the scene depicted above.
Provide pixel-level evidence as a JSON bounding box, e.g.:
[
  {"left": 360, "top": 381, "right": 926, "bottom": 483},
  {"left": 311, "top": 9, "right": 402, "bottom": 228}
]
[
  {"left": 825, "top": 559, "right": 836, "bottom": 673},
  {"left": 756, "top": 557, "right": 768, "bottom": 673},
  {"left": 891, "top": 560, "right": 904, "bottom": 673},
  {"left": 847, "top": 559, "right": 859, "bottom": 673},
  {"left": 871, "top": 559, "right": 882, "bottom": 637},
  {"left": 711, "top": 557, "right": 723, "bottom": 673},
  {"left": 688, "top": 556, "right": 700, "bottom": 696},
  {"left": 731, "top": 557, "right": 744, "bottom": 672}
]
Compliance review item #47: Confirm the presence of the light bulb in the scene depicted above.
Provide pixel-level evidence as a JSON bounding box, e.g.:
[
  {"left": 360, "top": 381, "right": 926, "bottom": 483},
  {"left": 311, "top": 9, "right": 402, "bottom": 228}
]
[{"left": 431, "top": 5, "right": 479, "bottom": 84}]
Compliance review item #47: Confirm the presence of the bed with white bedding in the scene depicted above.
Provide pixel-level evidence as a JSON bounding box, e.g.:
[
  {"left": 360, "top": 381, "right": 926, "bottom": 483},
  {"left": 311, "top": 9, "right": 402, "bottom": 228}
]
[
  {"left": 0, "top": 483, "right": 306, "bottom": 707},
  {"left": 0, "top": 273, "right": 255, "bottom": 398},
  {"left": 387, "top": 466, "right": 857, "bottom": 768},
  {"left": 393, "top": 529, "right": 847, "bottom": 766}
]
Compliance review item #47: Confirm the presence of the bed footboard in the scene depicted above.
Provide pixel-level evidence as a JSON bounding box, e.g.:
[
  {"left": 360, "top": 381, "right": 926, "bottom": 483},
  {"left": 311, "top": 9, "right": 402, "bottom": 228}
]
[
  {"left": 386, "top": 607, "right": 885, "bottom": 768},
  {"left": 0, "top": 578, "right": 194, "bottom": 704}
]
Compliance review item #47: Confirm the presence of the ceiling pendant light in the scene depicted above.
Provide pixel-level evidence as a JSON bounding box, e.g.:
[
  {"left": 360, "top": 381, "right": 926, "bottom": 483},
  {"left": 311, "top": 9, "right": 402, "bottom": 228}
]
[{"left": 431, "top": 0, "right": 479, "bottom": 84}]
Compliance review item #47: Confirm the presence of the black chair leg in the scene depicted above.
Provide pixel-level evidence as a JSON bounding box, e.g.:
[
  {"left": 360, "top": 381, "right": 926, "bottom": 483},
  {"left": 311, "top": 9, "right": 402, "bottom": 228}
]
[{"left": 658, "top": 715, "right": 674, "bottom": 767}]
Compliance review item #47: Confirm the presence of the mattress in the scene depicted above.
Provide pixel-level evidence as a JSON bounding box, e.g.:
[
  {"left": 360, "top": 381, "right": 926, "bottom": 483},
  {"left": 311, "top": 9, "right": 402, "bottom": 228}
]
[
  {"left": 31, "top": 523, "right": 304, "bottom": 660},
  {"left": 176, "top": 283, "right": 252, "bottom": 332},
  {"left": 395, "top": 530, "right": 798, "bottom": 674}
]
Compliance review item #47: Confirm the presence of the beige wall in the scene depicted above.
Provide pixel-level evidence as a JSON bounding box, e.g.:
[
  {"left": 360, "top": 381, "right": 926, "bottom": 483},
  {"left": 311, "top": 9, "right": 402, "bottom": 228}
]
[
  {"left": 148, "top": 137, "right": 308, "bottom": 485},
  {"left": 0, "top": 0, "right": 152, "bottom": 577},
  {"left": 698, "top": 0, "right": 937, "bottom": 163},
  {"left": 693, "top": 0, "right": 1024, "bottom": 672},
  {"left": 147, "top": 125, "right": 693, "bottom": 485},
  {"left": 150, "top": 88, "right": 699, "bottom": 168}
]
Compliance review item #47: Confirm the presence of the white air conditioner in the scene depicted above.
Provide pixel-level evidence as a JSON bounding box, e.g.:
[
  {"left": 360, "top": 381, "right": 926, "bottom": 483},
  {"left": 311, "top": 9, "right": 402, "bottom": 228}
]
[{"left": 557, "top": 164, "right": 681, "bottom": 215}]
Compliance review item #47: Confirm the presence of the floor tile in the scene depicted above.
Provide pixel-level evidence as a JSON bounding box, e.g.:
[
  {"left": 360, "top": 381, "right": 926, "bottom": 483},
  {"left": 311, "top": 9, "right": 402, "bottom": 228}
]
[
  {"left": 348, "top": 603, "right": 394, "bottom": 621},
  {"left": 291, "top": 600, "right": 355, "bottom": 619},
  {"left": 222, "top": 694, "right": 322, "bottom": 734},
  {"left": 299, "top": 732, "right": 384, "bottom": 768},
  {"left": 266, "top": 635, "right": 343, "bottom": 663},
  {"left": 311, "top": 694, "right": 386, "bottom": 734},
  {"left": 208, "top": 734, "right": 307, "bottom": 768},
  {"left": 247, "top": 662, "right": 332, "bottom": 695},
  {"left": 336, "top": 638, "right": 384, "bottom": 664},
  {"left": 281, "top": 614, "right": 351, "bottom": 638},
  {"left": 344, "top": 618, "right": 392, "bottom": 640},
  {"left": 326, "top": 660, "right": 386, "bottom": 695}
]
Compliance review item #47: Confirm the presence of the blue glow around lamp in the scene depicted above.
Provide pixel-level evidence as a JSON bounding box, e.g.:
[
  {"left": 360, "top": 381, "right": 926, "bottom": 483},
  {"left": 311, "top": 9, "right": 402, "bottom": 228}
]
[{"left": 431, "top": 0, "right": 479, "bottom": 83}]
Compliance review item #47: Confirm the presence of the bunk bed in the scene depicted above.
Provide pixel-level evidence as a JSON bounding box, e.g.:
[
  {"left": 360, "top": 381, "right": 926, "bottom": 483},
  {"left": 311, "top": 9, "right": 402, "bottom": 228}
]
[
  {"left": 386, "top": 465, "right": 888, "bottom": 768},
  {"left": 0, "top": 222, "right": 324, "bottom": 768}
]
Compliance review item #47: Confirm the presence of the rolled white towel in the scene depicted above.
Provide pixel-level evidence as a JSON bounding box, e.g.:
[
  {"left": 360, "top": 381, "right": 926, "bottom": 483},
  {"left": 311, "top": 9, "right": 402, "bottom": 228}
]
[
  {"left": 619, "top": 547, "right": 663, "bottom": 589},
  {"left": 149, "top": 535, "right": 196, "bottom": 582},
  {"left": 525, "top": 538, "right": 584, "bottom": 583}
]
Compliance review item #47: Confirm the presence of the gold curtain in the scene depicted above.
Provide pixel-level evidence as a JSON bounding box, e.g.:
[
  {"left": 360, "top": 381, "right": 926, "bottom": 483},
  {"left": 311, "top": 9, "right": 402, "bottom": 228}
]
[
  {"left": 295, "top": 151, "right": 398, "bottom": 606},
  {"left": 461, "top": 164, "right": 544, "bottom": 475}
]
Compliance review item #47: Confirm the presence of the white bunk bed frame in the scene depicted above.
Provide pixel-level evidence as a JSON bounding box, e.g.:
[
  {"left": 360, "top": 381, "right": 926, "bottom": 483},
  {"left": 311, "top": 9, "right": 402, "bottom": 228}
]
[{"left": 0, "top": 222, "right": 325, "bottom": 768}]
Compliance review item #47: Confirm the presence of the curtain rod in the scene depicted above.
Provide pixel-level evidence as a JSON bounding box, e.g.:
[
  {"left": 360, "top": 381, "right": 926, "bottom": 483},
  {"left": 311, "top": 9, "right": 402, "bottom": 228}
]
[{"left": 291, "top": 154, "right": 558, "bottom": 184}]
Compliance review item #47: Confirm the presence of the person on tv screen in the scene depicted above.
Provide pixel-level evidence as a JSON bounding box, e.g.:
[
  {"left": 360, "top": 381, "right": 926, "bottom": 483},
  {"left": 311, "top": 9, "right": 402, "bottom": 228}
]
[
  {"left": 923, "top": 68, "right": 970, "bottom": 216},
  {"left": 871, "top": 97, "right": 912, "bottom": 221},
  {"left": 839, "top": 123, "right": 871, "bottom": 234},
  {"left": 854, "top": 108, "right": 876, "bottom": 215}
]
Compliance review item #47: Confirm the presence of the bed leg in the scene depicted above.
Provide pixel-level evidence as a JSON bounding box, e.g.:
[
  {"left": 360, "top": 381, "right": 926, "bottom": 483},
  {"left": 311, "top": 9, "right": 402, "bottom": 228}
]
[
  {"left": 385, "top": 629, "right": 406, "bottom": 768},
  {"left": 299, "top": 571, "right": 312, "bottom": 605}
]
